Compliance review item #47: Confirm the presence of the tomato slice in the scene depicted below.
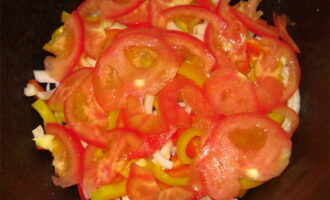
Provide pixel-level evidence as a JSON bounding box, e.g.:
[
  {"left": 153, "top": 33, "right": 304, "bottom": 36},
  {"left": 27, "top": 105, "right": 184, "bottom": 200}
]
[
  {"left": 254, "top": 36, "right": 300, "bottom": 102},
  {"left": 198, "top": 0, "right": 216, "bottom": 10},
  {"left": 127, "top": 164, "right": 160, "bottom": 200},
  {"left": 123, "top": 96, "right": 169, "bottom": 135},
  {"left": 82, "top": 128, "right": 144, "bottom": 198},
  {"left": 273, "top": 13, "right": 301, "bottom": 53},
  {"left": 158, "top": 76, "right": 213, "bottom": 129},
  {"left": 230, "top": 7, "right": 279, "bottom": 38},
  {"left": 270, "top": 105, "right": 299, "bottom": 137},
  {"left": 44, "top": 11, "right": 84, "bottom": 81},
  {"left": 94, "top": 32, "right": 181, "bottom": 111},
  {"left": 204, "top": 68, "right": 260, "bottom": 116},
  {"left": 204, "top": 0, "right": 249, "bottom": 73},
  {"left": 44, "top": 123, "right": 84, "bottom": 187},
  {"left": 99, "top": 0, "right": 145, "bottom": 19},
  {"left": 115, "top": 0, "right": 149, "bottom": 25},
  {"left": 156, "top": 186, "right": 196, "bottom": 200},
  {"left": 197, "top": 113, "right": 291, "bottom": 199},
  {"left": 161, "top": 30, "right": 216, "bottom": 72},
  {"left": 47, "top": 68, "right": 93, "bottom": 110},
  {"left": 156, "top": 5, "right": 226, "bottom": 32},
  {"left": 64, "top": 75, "right": 108, "bottom": 148}
]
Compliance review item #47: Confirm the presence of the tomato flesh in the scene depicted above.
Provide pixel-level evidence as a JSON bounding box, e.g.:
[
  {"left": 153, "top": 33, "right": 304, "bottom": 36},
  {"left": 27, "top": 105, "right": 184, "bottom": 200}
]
[
  {"left": 48, "top": 68, "right": 93, "bottom": 110},
  {"left": 44, "top": 11, "right": 84, "bottom": 81},
  {"left": 64, "top": 75, "right": 109, "bottom": 148},
  {"left": 45, "top": 123, "right": 84, "bottom": 188},
  {"left": 127, "top": 164, "right": 160, "bottom": 200},
  {"left": 204, "top": 69, "right": 260, "bottom": 115},
  {"left": 82, "top": 128, "right": 144, "bottom": 198},
  {"left": 94, "top": 32, "right": 181, "bottom": 111}
]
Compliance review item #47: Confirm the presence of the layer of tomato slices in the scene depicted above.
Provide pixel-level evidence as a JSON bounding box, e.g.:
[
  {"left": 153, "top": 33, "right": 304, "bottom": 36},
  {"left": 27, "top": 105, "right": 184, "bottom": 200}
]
[{"left": 32, "top": 0, "right": 302, "bottom": 199}]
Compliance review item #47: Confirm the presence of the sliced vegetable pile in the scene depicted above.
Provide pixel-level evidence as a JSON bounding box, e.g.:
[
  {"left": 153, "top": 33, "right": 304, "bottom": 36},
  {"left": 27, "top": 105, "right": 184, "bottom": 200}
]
[{"left": 25, "top": 0, "right": 301, "bottom": 199}]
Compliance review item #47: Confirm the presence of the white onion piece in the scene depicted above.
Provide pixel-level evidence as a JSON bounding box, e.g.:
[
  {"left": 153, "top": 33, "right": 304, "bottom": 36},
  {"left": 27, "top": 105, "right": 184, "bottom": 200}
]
[
  {"left": 33, "top": 70, "right": 59, "bottom": 84},
  {"left": 32, "top": 125, "right": 45, "bottom": 138},
  {"left": 153, "top": 151, "right": 174, "bottom": 169},
  {"left": 144, "top": 94, "right": 154, "bottom": 114}
]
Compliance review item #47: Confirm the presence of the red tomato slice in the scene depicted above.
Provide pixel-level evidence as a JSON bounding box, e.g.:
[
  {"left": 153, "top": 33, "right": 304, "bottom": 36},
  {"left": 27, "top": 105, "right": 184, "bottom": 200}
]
[
  {"left": 273, "top": 13, "right": 301, "bottom": 53},
  {"left": 48, "top": 68, "right": 93, "bottom": 109},
  {"left": 64, "top": 75, "right": 108, "bottom": 148},
  {"left": 44, "top": 11, "right": 84, "bottom": 81},
  {"left": 123, "top": 96, "right": 169, "bottom": 135},
  {"left": 44, "top": 123, "right": 84, "bottom": 187},
  {"left": 161, "top": 30, "right": 216, "bottom": 72},
  {"left": 83, "top": 19, "right": 114, "bottom": 59},
  {"left": 148, "top": 0, "right": 195, "bottom": 26},
  {"left": 156, "top": 5, "right": 226, "bottom": 31},
  {"left": 127, "top": 164, "right": 160, "bottom": 200},
  {"left": 230, "top": 7, "right": 279, "bottom": 38},
  {"left": 204, "top": 0, "right": 249, "bottom": 73},
  {"left": 271, "top": 105, "right": 299, "bottom": 137},
  {"left": 156, "top": 186, "right": 196, "bottom": 200},
  {"left": 204, "top": 69, "right": 260, "bottom": 115},
  {"left": 82, "top": 128, "right": 144, "bottom": 198},
  {"left": 94, "top": 32, "right": 181, "bottom": 111},
  {"left": 158, "top": 76, "right": 212, "bottom": 129},
  {"left": 115, "top": 0, "right": 149, "bottom": 25},
  {"left": 99, "top": 0, "right": 145, "bottom": 19},
  {"left": 255, "top": 36, "right": 300, "bottom": 102},
  {"left": 197, "top": 113, "right": 291, "bottom": 199}
]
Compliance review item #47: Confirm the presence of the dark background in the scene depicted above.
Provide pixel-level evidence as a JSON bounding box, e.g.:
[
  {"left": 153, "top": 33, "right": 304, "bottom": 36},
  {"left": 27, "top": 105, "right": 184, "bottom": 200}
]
[{"left": 1, "top": 0, "right": 329, "bottom": 199}]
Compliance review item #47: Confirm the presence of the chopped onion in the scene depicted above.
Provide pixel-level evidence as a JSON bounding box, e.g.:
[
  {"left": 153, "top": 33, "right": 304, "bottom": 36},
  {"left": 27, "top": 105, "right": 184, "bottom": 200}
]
[
  {"left": 287, "top": 90, "right": 300, "bottom": 113},
  {"left": 32, "top": 125, "right": 45, "bottom": 138},
  {"left": 153, "top": 151, "right": 174, "bottom": 169},
  {"left": 33, "top": 70, "right": 59, "bottom": 84},
  {"left": 24, "top": 83, "right": 38, "bottom": 97},
  {"left": 144, "top": 94, "right": 154, "bottom": 114}
]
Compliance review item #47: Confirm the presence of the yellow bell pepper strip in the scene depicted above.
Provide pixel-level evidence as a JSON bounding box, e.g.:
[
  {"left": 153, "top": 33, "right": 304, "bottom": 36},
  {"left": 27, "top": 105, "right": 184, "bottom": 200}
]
[
  {"left": 177, "top": 62, "right": 208, "bottom": 87},
  {"left": 90, "top": 181, "right": 127, "bottom": 200},
  {"left": 107, "top": 109, "right": 120, "bottom": 130},
  {"left": 239, "top": 178, "right": 263, "bottom": 190},
  {"left": 54, "top": 112, "right": 66, "bottom": 123},
  {"left": 43, "top": 26, "right": 64, "bottom": 53},
  {"left": 32, "top": 99, "right": 57, "bottom": 123},
  {"left": 176, "top": 128, "right": 202, "bottom": 164},
  {"left": 267, "top": 112, "right": 285, "bottom": 124},
  {"left": 144, "top": 160, "right": 188, "bottom": 186},
  {"left": 61, "top": 11, "right": 71, "bottom": 23}
]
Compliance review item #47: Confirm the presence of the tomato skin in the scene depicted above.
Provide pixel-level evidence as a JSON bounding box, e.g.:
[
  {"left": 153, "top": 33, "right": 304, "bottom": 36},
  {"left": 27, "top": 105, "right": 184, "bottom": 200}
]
[
  {"left": 230, "top": 7, "right": 279, "bottom": 38},
  {"left": 94, "top": 32, "right": 181, "bottom": 111},
  {"left": 44, "top": 11, "right": 84, "bottom": 81},
  {"left": 48, "top": 68, "right": 93, "bottom": 109},
  {"left": 127, "top": 164, "right": 160, "bottom": 200},
  {"left": 204, "top": 69, "right": 260, "bottom": 116},
  {"left": 161, "top": 30, "right": 216, "bottom": 72},
  {"left": 64, "top": 75, "right": 109, "bottom": 149},
  {"left": 100, "top": 0, "right": 145, "bottom": 19},
  {"left": 45, "top": 123, "right": 84, "bottom": 187}
]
